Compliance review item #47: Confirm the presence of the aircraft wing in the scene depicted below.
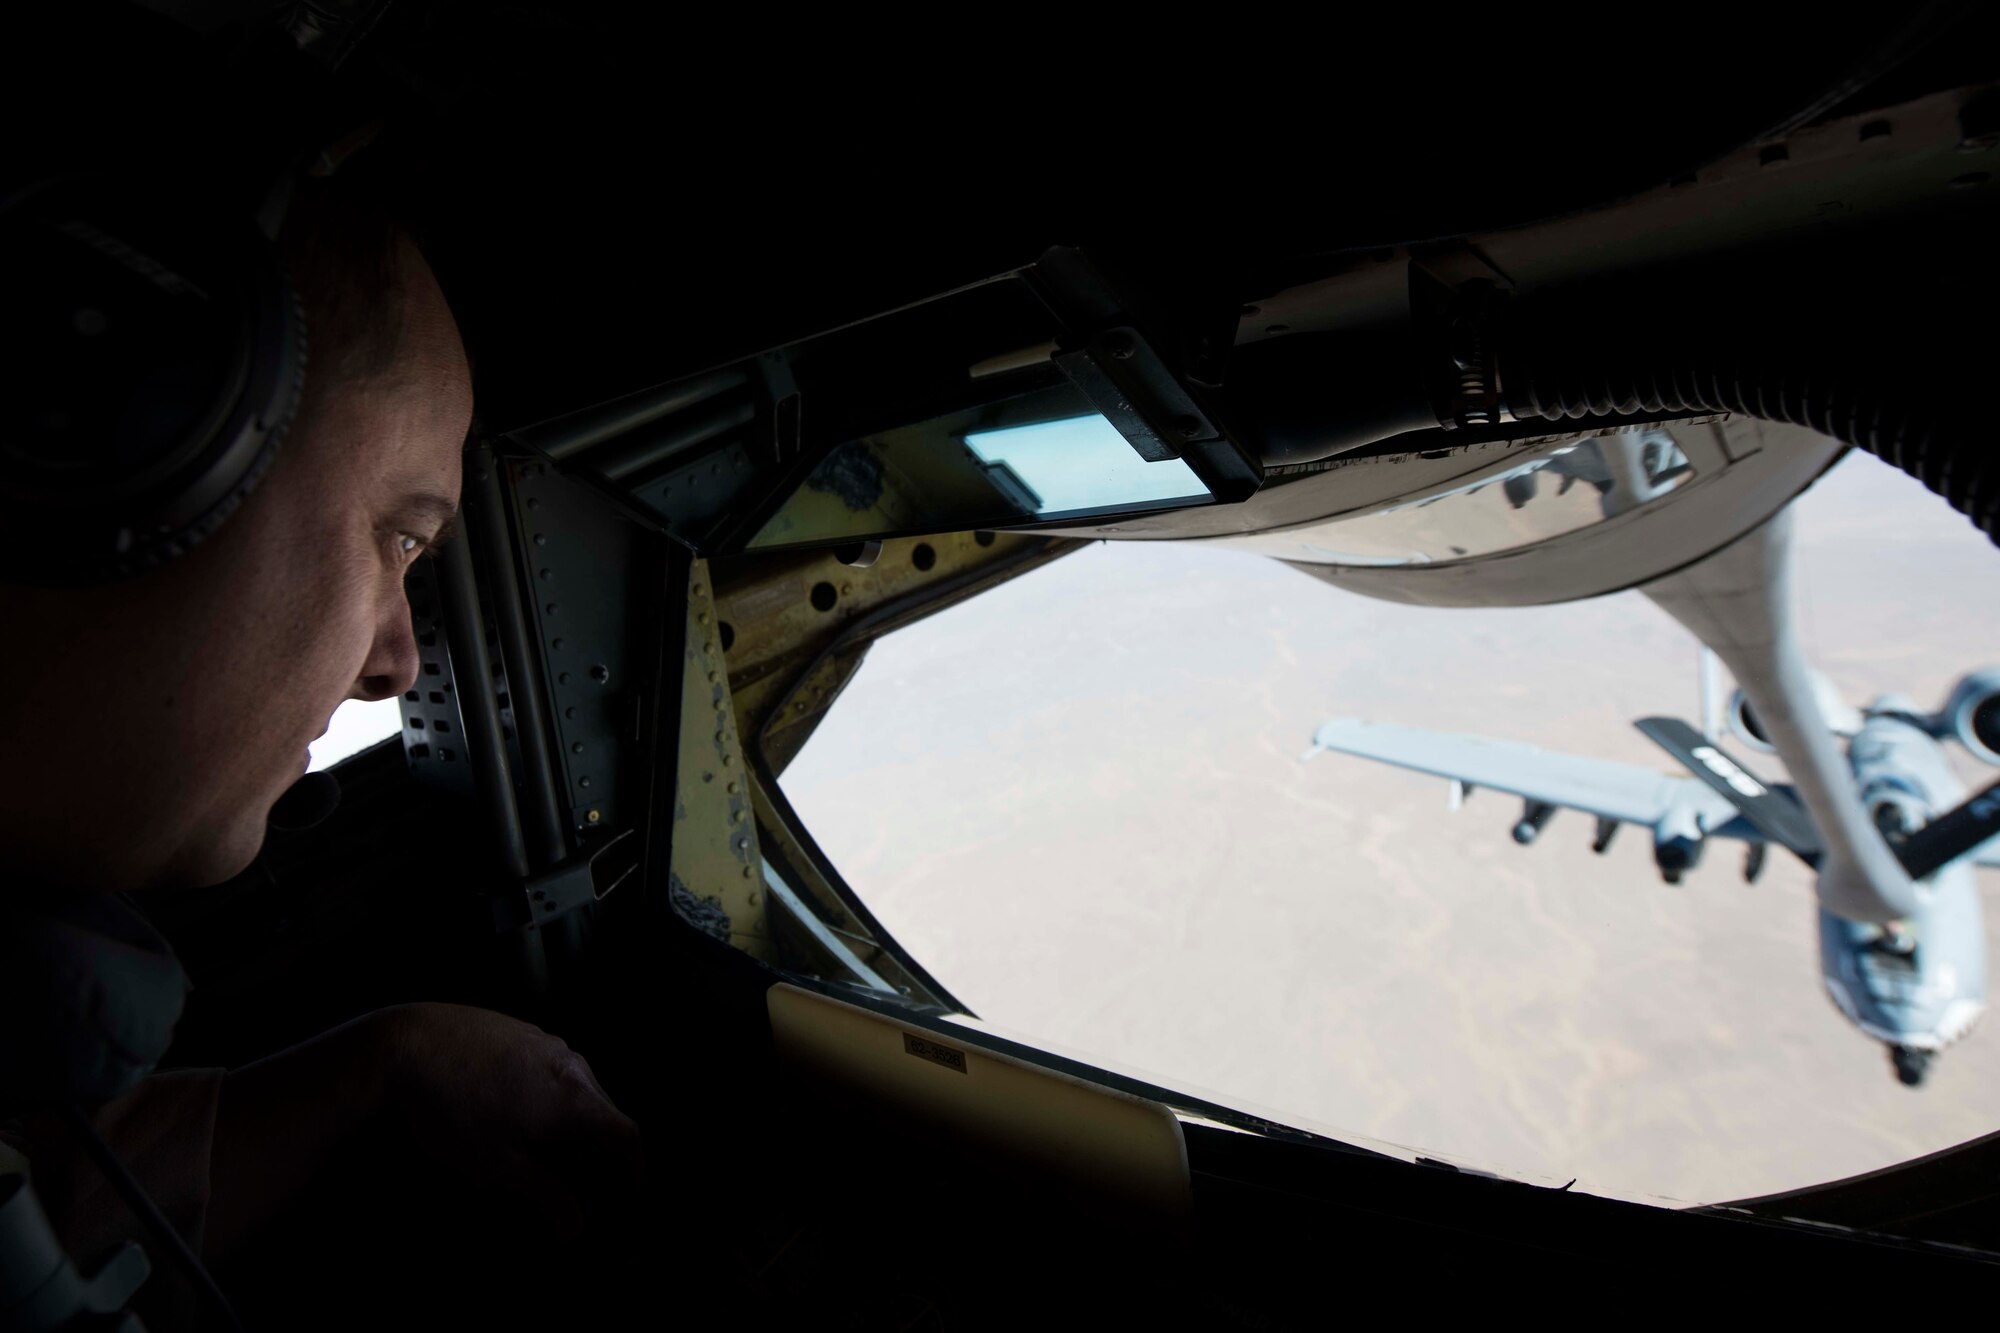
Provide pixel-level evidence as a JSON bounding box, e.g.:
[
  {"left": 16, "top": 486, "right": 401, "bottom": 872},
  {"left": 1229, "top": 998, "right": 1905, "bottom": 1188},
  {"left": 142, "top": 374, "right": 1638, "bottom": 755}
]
[{"left": 1309, "top": 718, "right": 1740, "bottom": 830}]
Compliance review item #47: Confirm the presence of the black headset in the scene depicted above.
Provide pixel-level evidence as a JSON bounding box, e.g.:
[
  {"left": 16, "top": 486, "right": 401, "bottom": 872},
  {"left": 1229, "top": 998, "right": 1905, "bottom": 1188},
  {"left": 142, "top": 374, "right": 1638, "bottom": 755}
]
[
  {"left": 1, "top": 176, "right": 307, "bottom": 585},
  {"left": 0, "top": 10, "right": 336, "bottom": 587}
]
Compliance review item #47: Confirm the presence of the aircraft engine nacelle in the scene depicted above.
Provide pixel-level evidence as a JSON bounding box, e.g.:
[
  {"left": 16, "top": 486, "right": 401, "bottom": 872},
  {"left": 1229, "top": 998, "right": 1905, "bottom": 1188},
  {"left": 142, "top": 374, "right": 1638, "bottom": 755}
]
[
  {"left": 1867, "top": 791, "right": 1926, "bottom": 844},
  {"left": 1726, "top": 689, "right": 1776, "bottom": 754},
  {"left": 1941, "top": 668, "right": 2000, "bottom": 765},
  {"left": 1728, "top": 674, "right": 1860, "bottom": 754}
]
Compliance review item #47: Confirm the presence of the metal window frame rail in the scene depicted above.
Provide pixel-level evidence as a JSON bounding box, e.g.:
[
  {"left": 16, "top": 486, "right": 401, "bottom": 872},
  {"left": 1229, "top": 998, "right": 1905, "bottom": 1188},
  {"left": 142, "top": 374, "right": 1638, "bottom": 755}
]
[
  {"left": 496, "top": 247, "right": 1264, "bottom": 562},
  {"left": 702, "top": 529, "right": 1086, "bottom": 1010},
  {"left": 430, "top": 440, "right": 677, "bottom": 1000}
]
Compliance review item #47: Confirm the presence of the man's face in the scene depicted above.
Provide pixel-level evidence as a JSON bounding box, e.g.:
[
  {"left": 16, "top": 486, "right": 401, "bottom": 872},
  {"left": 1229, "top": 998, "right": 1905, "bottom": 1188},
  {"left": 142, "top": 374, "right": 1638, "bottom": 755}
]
[{"left": 0, "top": 236, "right": 472, "bottom": 892}]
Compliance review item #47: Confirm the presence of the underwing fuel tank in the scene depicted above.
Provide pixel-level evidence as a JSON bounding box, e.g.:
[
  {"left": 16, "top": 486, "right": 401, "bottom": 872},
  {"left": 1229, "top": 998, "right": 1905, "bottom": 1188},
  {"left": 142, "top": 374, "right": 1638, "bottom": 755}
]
[{"left": 1512, "top": 800, "right": 1556, "bottom": 845}]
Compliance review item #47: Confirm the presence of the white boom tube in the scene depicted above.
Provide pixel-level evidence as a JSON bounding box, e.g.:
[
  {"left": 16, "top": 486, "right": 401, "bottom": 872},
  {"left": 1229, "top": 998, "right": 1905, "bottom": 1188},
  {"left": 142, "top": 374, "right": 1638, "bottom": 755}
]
[{"left": 1641, "top": 508, "right": 1919, "bottom": 923}]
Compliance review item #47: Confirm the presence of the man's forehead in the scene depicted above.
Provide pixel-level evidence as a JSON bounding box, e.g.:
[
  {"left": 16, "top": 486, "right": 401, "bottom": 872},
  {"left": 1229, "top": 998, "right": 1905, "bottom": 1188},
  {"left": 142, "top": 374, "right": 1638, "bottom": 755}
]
[
  {"left": 365, "top": 259, "right": 473, "bottom": 510},
  {"left": 353, "top": 454, "right": 460, "bottom": 535},
  {"left": 346, "top": 384, "right": 467, "bottom": 509}
]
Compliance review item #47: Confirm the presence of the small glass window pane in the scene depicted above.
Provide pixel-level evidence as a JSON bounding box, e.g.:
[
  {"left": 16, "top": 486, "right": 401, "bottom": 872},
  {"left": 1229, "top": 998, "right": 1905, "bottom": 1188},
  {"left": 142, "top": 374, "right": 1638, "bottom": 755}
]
[
  {"left": 962, "top": 416, "right": 1208, "bottom": 515},
  {"left": 748, "top": 386, "right": 1213, "bottom": 551}
]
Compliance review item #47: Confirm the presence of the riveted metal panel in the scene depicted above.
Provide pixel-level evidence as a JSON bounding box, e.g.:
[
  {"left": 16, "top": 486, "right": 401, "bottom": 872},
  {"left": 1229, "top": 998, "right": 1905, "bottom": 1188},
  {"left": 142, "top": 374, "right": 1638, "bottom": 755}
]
[
  {"left": 401, "top": 557, "right": 537, "bottom": 800},
  {"left": 507, "top": 459, "right": 657, "bottom": 833},
  {"left": 669, "top": 559, "right": 771, "bottom": 960},
  {"left": 398, "top": 561, "right": 475, "bottom": 795}
]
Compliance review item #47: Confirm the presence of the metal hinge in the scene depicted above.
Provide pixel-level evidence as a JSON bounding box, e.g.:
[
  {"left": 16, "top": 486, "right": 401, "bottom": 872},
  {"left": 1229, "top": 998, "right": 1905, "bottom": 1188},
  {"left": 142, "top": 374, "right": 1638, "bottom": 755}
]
[{"left": 490, "top": 826, "right": 639, "bottom": 931}]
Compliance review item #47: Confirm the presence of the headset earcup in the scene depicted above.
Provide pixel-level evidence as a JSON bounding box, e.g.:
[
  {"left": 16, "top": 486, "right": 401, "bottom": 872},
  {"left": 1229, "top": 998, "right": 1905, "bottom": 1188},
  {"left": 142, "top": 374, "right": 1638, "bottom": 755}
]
[
  {"left": 152, "top": 264, "right": 308, "bottom": 572},
  {"left": 0, "top": 180, "right": 306, "bottom": 585}
]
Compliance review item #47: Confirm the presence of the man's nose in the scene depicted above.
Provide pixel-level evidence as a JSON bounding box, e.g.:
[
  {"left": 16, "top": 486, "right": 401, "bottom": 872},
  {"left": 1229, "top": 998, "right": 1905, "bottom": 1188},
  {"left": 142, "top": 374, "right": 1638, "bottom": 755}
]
[{"left": 351, "top": 591, "right": 422, "bottom": 702}]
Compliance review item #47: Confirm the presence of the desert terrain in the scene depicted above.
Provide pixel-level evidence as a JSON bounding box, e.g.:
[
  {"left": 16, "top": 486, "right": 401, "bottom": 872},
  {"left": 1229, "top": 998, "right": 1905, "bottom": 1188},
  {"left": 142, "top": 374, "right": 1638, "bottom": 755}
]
[{"left": 781, "top": 450, "right": 2000, "bottom": 1207}]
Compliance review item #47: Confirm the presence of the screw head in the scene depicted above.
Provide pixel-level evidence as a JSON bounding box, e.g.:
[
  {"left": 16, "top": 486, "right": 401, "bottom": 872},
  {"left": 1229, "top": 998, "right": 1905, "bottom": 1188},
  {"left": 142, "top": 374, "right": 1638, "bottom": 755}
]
[
  {"left": 1105, "top": 331, "right": 1136, "bottom": 360},
  {"left": 1171, "top": 414, "right": 1204, "bottom": 439},
  {"left": 586, "top": 808, "right": 601, "bottom": 824}
]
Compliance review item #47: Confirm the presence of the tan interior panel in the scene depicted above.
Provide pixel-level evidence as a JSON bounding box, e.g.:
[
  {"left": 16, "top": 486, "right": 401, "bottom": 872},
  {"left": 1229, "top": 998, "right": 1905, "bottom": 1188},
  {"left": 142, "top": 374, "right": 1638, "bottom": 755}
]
[{"left": 766, "top": 983, "right": 1193, "bottom": 1230}]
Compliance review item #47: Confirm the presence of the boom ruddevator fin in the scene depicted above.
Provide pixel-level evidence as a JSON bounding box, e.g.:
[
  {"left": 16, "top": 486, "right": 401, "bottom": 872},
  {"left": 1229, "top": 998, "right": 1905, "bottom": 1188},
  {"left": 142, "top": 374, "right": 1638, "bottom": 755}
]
[{"left": 1635, "top": 717, "right": 1820, "bottom": 864}]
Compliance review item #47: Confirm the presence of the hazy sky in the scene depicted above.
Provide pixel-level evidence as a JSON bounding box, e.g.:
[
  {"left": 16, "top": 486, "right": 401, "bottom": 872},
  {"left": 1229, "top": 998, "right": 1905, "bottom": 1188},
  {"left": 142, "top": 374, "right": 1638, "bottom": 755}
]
[
  {"left": 783, "top": 450, "right": 2000, "bottom": 1206},
  {"left": 309, "top": 695, "right": 402, "bottom": 771}
]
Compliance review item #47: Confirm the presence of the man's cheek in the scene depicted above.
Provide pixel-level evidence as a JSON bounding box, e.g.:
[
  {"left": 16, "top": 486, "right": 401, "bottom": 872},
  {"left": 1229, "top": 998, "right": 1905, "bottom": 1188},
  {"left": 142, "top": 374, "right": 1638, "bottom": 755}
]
[{"left": 313, "top": 544, "right": 392, "bottom": 681}]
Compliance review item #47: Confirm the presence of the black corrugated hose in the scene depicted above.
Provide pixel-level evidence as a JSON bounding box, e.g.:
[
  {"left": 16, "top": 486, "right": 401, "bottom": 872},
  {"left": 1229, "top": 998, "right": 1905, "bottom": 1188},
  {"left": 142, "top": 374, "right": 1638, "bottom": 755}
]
[{"left": 1485, "top": 221, "right": 1998, "bottom": 544}]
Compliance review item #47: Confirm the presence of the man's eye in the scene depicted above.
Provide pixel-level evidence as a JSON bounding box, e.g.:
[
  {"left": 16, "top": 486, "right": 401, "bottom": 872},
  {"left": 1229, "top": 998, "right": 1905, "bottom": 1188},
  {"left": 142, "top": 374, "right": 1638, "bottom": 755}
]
[{"left": 396, "top": 533, "right": 423, "bottom": 559}]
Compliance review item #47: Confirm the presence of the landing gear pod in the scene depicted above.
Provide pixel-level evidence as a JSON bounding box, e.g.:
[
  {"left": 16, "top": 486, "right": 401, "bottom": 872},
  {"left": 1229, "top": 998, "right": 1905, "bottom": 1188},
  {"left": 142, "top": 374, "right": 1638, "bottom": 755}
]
[
  {"left": 1653, "top": 834, "right": 1703, "bottom": 885},
  {"left": 1891, "top": 1046, "right": 1933, "bottom": 1087}
]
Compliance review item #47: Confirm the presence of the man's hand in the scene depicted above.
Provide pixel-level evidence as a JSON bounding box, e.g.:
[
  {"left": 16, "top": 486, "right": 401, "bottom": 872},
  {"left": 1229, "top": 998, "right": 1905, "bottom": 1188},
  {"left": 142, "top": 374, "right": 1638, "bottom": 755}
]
[
  {"left": 206, "top": 1002, "right": 644, "bottom": 1267},
  {"left": 378, "top": 1002, "right": 646, "bottom": 1226}
]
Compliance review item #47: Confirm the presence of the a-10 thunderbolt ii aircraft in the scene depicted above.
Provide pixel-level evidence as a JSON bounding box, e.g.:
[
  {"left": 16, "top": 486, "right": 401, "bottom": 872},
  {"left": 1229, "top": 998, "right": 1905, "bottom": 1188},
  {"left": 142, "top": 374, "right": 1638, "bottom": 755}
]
[{"left": 1296, "top": 429, "right": 2000, "bottom": 1087}]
